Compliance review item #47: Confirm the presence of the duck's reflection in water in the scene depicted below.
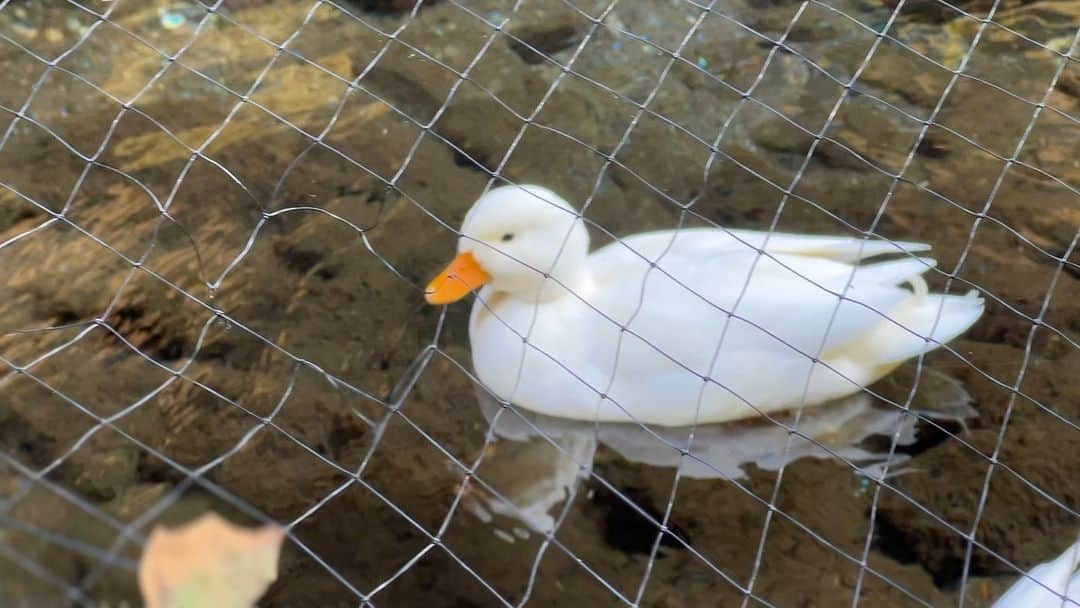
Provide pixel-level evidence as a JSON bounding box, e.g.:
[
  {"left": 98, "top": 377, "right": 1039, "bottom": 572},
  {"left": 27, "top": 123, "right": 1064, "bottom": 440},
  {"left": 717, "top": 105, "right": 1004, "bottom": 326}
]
[{"left": 463, "top": 367, "right": 976, "bottom": 537}]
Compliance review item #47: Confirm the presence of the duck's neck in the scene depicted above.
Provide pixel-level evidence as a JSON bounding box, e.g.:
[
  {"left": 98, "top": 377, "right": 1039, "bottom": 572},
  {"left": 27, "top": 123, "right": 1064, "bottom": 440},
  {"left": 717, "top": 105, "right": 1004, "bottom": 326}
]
[{"left": 490, "top": 259, "right": 591, "bottom": 304}]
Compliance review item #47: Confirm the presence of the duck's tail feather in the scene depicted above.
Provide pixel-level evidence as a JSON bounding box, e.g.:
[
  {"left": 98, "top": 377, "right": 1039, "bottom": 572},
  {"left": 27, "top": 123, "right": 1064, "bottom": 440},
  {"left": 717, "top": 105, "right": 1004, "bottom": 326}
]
[
  {"left": 828, "top": 257, "right": 984, "bottom": 367},
  {"left": 864, "top": 288, "right": 984, "bottom": 365}
]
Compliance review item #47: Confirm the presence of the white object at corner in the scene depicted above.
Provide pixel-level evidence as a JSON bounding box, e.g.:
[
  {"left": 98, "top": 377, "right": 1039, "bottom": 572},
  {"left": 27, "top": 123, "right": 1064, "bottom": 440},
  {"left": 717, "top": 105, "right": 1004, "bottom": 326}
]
[{"left": 993, "top": 537, "right": 1080, "bottom": 607}]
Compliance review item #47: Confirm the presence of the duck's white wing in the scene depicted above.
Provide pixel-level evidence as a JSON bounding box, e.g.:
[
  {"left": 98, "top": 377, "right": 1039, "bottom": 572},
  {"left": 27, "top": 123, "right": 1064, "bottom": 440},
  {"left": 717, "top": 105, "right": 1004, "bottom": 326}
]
[
  {"left": 587, "top": 238, "right": 934, "bottom": 367},
  {"left": 573, "top": 228, "right": 982, "bottom": 424},
  {"left": 590, "top": 227, "right": 930, "bottom": 271}
]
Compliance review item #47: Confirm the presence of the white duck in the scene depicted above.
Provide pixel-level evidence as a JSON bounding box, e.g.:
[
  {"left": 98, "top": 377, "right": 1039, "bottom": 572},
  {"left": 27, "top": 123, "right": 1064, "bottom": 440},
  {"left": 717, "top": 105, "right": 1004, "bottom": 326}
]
[
  {"left": 425, "top": 185, "right": 984, "bottom": 427},
  {"left": 992, "top": 536, "right": 1079, "bottom": 607}
]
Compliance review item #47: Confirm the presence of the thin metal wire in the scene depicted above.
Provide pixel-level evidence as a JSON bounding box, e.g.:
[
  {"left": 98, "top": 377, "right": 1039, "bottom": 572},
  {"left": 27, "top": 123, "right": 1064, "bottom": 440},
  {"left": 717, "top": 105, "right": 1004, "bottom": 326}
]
[{"left": 0, "top": 0, "right": 1076, "bottom": 606}]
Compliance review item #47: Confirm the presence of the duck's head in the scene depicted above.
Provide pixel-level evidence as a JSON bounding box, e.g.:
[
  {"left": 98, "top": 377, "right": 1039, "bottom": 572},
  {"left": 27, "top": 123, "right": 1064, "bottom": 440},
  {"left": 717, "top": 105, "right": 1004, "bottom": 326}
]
[{"left": 425, "top": 184, "right": 589, "bottom": 304}]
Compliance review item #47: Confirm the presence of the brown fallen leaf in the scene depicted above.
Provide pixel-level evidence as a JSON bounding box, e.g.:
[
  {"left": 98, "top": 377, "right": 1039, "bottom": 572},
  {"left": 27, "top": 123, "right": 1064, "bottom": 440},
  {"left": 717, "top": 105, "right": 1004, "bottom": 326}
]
[{"left": 139, "top": 513, "right": 285, "bottom": 608}]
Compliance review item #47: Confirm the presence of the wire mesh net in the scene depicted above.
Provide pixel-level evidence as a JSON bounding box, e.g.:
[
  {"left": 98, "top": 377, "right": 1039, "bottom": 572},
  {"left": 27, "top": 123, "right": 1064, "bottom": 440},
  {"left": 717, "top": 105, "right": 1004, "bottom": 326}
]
[{"left": 0, "top": 0, "right": 1077, "bottom": 606}]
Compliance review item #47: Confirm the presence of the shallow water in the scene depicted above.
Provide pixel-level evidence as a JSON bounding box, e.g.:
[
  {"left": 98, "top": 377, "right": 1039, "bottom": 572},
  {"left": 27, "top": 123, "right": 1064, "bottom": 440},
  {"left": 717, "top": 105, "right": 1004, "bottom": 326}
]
[{"left": 0, "top": 0, "right": 1077, "bottom": 606}]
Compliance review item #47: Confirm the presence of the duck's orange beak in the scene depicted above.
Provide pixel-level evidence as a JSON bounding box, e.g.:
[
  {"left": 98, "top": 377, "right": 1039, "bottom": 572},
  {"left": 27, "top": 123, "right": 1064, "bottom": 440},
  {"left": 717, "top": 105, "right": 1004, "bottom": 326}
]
[{"left": 425, "top": 251, "right": 491, "bottom": 304}]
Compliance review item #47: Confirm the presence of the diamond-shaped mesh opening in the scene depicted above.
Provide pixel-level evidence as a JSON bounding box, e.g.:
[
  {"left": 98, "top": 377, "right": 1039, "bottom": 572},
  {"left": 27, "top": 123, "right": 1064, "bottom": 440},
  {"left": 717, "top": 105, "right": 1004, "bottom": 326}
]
[
  {"left": 787, "top": 153, "right": 896, "bottom": 232},
  {"left": 935, "top": 76, "right": 1045, "bottom": 159},
  {"left": 263, "top": 140, "right": 388, "bottom": 219},
  {"left": 451, "top": 26, "right": 549, "bottom": 121},
  {"left": 973, "top": 454, "right": 1077, "bottom": 564},
  {"left": 1, "top": 482, "right": 138, "bottom": 603},
  {"left": 719, "top": 98, "right": 819, "bottom": 188},
  {"left": 286, "top": 2, "right": 391, "bottom": 81},
  {"left": 568, "top": 6, "right": 680, "bottom": 106},
  {"left": 873, "top": 177, "right": 978, "bottom": 267},
  {"left": 372, "top": 134, "right": 487, "bottom": 250},
  {"left": 610, "top": 111, "right": 715, "bottom": 204},
  {"left": 166, "top": 12, "right": 279, "bottom": 96},
  {"left": 2, "top": 0, "right": 1078, "bottom": 606},
  {"left": 217, "top": 0, "right": 317, "bottom": 45},
  {"left": 861, "top": 46, "right": 953, "bottom": 118},
  {"left": 62, "top": 164, "right": 169, "bottom": 260},
  {"left": 492, "top": 0, "right": 595, "bottom": 69},
  {"left": 785, "top": 1, "right": 882, "bottom": 81},
  {"left": 530, "top": 77, "right": 640, "bottom": 158},
  {"left": 952, "top": 214, "right": 1063, "bottom": 325},
  {"left": 112, "top": 373, "right": 267, "bottom": 475},
  {"left": 105, "top": 0, "right": 208, "bottom": 58},
  {"left": 56, "top": 21, "right": 172, "bottom": 103},
  {"left": 91, "top": 108, "right": 202, "bottom": 208},
  {"left": 0, "top": 2, "right": 101, "bottom": 61},
  {"left": 320, "top": 88, "right": 429, "bottom": 182},
  {"left": 394, "top": 1, "right": 502, "bottom": 75},
  {"left": 151, "top": 154, "right": 263, "bottom": 279},
  {"left": 581, "top": 167, "right": 686, "bottom": 239},
  {"left": 23, "top": 69, "right": 123, "bottom": 159},
  {"left": 12, "top": 326, "right": 173, "bottom": 420},
  {"left": 890, "top": 1, "right": 980, "bottom": 70},
  {"left": 287, "top": 478, "right": 431, "bottom": 598},
  {"left": 0, "top": 38, "right": 49, "bottom": 120},
  {"left": 0, "top": 220, "right": 133, "bottom": 337},
  {"left": 1016, "top": 105, "right": 1079, "bottom": 189},
  {"left": 179, "top": 325, "right": 299, "bottom": 417},
  {"left": 353, "top": 37, "right": 464, "bottom": 127},
  {"left": 963, "top": 26, "right": 1067, "bottom": 103},
  {"left": 822, "top": 92, "right": 925, "bottom": 177},
  {"left": 431, "top": 79, "right": 530, "bottom": 178},
  {"left": 374, "top": 541, "right": 515, "bottom": 606},
  {"left": 645, "top": 55, "right": 745, "bottom": 146},
  {"left": 902, "top": 125, "right": 1007, "bottom": 213},
  {"left": 0, "top": 371, "right": 100, "bottom": 472},
  {"left": 360, "top": 412, "right": 472, "bottom": 534},
  {"left": 210, "top": 425, "right": 352, "bottom": 522},
  {"left": 755, "top": 59, "right": 850, "bottom": 138},
  {"left": 247, "top": 52, "right": 351, "bottom": 137},
  {"left": 276, "top": 366, "right": 387, "bottom": 457},
  {"left": 132, "top": 63, "right": 246, "bottom": 150},
  {"left": 210, "top": 205, "right": 437, "bottom": 395},
  {"left": 198, "top": 101, "right": 315, "bottom": 202},
  {"left": 542, "top": 472, "right": 678, "bottom": 601}
]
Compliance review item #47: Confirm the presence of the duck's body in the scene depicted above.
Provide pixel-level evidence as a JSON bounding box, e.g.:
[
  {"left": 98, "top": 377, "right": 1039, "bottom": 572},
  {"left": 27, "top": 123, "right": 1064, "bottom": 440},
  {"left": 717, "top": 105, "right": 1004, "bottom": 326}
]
[{"left": 427, "top": 185, "right": 984, "bottom": 427}]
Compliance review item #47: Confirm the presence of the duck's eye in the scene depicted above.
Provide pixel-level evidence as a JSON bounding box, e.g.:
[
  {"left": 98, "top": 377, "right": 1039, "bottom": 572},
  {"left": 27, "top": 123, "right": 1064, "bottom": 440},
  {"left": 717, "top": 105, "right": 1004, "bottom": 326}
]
[{"left": 501, "top": 233, "right": 515, "bottom": 243}]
